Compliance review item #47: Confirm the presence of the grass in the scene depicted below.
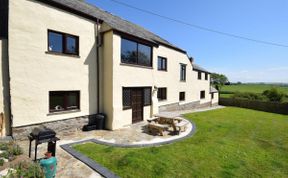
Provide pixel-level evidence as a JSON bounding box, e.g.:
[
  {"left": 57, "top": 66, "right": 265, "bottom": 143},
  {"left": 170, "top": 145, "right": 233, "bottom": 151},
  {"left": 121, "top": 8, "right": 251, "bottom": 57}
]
[
  {"left": 221, "top": 84, "right": 288, "bottom": 95},
  {"left": 74, "top": 107, "right": 288, "bottom": 178},
  {"left": 220, "top": 84, "right": 288, "bottom": 102}
]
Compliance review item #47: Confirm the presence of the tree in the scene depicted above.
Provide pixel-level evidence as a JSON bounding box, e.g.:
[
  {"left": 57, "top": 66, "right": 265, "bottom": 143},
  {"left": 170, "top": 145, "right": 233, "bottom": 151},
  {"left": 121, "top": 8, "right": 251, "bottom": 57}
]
[{"left": 210, "top": 73, "right": 229, "bottom": 91}]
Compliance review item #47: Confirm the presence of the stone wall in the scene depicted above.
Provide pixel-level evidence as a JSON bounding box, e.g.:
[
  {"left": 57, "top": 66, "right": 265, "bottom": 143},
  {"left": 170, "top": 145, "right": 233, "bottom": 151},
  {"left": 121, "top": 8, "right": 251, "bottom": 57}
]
[{"left": 12, "top": 115, "right": 93, "bottom": 140}]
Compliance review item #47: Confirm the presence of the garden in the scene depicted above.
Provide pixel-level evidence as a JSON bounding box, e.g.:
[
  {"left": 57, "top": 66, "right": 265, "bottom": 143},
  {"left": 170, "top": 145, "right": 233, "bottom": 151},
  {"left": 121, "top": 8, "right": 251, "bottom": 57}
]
[
  {"left": 0, "top": 142, "right": 44, "bottom": 177},
  {"left": 74, "top": 107, "right": 288, "bottom": 178}
]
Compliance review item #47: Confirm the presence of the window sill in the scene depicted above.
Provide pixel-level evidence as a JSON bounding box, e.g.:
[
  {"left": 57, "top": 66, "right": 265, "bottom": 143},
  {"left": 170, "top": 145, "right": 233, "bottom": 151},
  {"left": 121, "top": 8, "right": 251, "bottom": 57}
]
[
  {"left": 45, "top": 51, "right": 80, "bottom": 58},
  {"left": 158, "top": 99, "right": 167, "bottom": 102},
  {"left": 158, "top": 69, "right": 167, "bottom": 72},
  {"left": 180, "top": 80, "right": 186, "bottom": 82},
  {"left": 120, "top": 63, "right": 153, "bottom": 69},
  {"left": 47, "top": 109, "right": 81, "bottom": 116}
]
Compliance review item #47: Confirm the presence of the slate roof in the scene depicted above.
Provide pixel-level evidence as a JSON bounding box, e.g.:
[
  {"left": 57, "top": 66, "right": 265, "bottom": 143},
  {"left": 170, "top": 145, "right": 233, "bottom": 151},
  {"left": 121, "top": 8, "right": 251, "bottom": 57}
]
[
  {"left": 192, "top": 63, "right": 210, "bottom": 73},
  {"left": 40, "top": 0, "right": 186, "bottom": 53}
]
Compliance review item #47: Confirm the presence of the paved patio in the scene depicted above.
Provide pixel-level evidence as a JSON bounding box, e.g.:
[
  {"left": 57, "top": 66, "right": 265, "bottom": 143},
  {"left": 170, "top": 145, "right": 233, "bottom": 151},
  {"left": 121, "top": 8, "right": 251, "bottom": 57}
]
[{"left": 15, "top": 105, "right": 224, "bottom": 178}]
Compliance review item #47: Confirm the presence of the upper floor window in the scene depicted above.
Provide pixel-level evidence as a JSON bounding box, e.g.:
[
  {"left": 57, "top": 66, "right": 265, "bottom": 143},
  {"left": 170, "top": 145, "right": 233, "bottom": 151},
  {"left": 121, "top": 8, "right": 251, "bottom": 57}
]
[
  {"left": 158, "top": 56, "right": 167, "bottom": 71},
  {"left": 179, "top": 92, "right": 185, "bottom": 101},
  {"left": 48, "top": 30, "right": 79, "bottom": 55},
  {"left": 198, "top": 71, "right": 202, "bottom": 80},
  {"left": 49, "top": 91, "right": 80, "bottom": 113},
  {"left": 180, "top": 64, "right": 186, "bottom": 81},
  {"left": 121, "top": 38, "right": 152, "bottom": 67},
  {"left": 205, "top": 73, "right": 208, "bottom": 80},
  {"left": 157, "top": 88, "right": 167, "bottom": 101},
  {"left": 200, "top": 90, "right": 205, "bottom": 99}
]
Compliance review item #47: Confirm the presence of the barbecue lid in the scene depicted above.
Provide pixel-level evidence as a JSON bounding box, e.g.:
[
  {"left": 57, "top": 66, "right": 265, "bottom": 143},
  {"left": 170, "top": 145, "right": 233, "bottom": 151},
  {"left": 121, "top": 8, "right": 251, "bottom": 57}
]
[{"left": 31, "top": 126, "right": 56, "bottom": 136}]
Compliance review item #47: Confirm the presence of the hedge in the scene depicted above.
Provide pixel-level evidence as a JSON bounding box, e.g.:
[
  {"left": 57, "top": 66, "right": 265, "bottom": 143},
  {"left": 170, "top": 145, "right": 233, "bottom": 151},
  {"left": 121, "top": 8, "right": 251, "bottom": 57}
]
[{"left": 219, "top": 98, "right": 288, "bottom": 115}]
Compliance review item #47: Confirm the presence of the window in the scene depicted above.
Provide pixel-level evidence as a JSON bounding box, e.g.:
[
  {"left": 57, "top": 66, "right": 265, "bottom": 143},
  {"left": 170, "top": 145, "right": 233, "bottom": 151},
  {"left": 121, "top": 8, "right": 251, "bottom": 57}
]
[
  {"left": 200, "top": 90, "right": 205, "bottom": 99},
  {"left": 205, "top": 73, "right": 208, "bottom": 80},
  {"left": 123, "top": 88, "right": 132, "bottom": 109},
  {"left": 179, "top": 92, "right": 185, "bottom": 101},
  {"left": 48, "top": 30, "right": 79, "bottom": 55},
  {"left": 143, "top": 88, "right": 152, "bottom": 106},
  {"left": 211, "top": 93, "right": 214, "bottom": 99},
  {"left": 122, "top": 87, "right": 152, "bottom": 109},
  {"left": 158, "top": 57, "right": 167, "bottom": 71},
  {"left": 198, "top": 71, "right": 202, "bottom": 80},
  {"left": 157, "top": 88, "right": 167, "bottom": 101},
  {"left": 49, "top": 91, "right": 80, "bottom": 113},
  {"left": 121, "top": 38, "right": 152, "bottom": 67},
  {"left": 180, "top": 64, "right": 186, "bottom": 81}
]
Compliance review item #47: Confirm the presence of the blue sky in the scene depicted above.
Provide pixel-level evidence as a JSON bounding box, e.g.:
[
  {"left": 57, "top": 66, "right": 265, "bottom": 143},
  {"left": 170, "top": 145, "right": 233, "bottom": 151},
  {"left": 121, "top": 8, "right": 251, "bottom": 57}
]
[{"left": 86, "top": 0, "right": 288, "bottom": 83}]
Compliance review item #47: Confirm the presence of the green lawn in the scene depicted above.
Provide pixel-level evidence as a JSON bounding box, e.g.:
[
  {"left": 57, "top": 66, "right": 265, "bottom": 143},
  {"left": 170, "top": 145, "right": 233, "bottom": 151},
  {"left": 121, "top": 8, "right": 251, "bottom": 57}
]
[
  {"left": 74, "top": 107, "right": 288, "bottom": 178},
  {"left": 221, "top": 84, "right": 288, "bottom": 95}
]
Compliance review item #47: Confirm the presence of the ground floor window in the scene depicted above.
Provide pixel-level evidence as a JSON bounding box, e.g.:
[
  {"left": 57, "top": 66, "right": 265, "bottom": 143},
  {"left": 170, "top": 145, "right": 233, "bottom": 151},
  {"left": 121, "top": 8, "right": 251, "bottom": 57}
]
[
  {"left": 201, "top": 90, "right": 205, "bottom": 99},
  {"left": 179, "top": 92, "right": 185, "bottom": 101},
  {"left": 123, "top": 87, "right": 152, "bottom": 110},
  {"left": 211, "top": 93, "right": 214, "bottom": 99},
  {"left": 49, "top": 91, "right": 80, "bottom": 112},
  {"left": 157, "top": 88, "right": 167, "bottom": 101}
]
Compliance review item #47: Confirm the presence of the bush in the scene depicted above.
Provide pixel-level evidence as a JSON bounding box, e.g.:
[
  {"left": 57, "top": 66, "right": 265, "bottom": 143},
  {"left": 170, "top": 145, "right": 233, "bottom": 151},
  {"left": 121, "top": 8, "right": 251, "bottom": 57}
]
[
  {"left": 0, "top": 151, "right": 9, "bottom": 159},
  {"left": 0, "top": 143, "right": 9, "bottom": 150},
  {"left": 3, "top": 161, "right": 45, "bottom": 178},
  {"left": 0, "top": 158, "right": 4, "bottom": 166},
  {"left": 9, "top": 144, "right": 23, "bottom": 156},
  {"left": 232, "top": 92, "right": 264, "bottom": 101},
  {"left": 262, "top": 88, "right": 284, "bottom": 102}
]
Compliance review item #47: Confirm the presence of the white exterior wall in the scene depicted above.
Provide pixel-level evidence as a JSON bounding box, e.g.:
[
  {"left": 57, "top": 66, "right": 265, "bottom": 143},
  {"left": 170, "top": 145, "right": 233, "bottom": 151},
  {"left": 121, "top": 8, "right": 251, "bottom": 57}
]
[
  {"left": 7, "top": 0, "right": 216, "bottom": 130},
  {"left": 101, "top": 31, "right": 114, "bottom": 130},
  {"left": 110, "top": 33, "right": 212, "bottom": 129},
  {"left": 9, "top": 0, "right": 98, "bottom": 127},
  {"left": 211, "top": 92, "right": 219, "bottom": 104},
  {"left": 194, "top": 71, "right": 211, "bottom": 104}
]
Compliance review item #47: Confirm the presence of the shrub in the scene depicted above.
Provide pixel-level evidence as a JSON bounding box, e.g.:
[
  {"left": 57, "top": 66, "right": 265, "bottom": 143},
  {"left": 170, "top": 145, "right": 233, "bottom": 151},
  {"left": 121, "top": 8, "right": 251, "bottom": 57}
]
[
  {"left": 9, "top": 144, "right": 23, "bottom": 156},
  {"left": 262, "top": 88, "right": 284, "bottom": 102},
  {"left": 3, "top": 161, "right": 44, "bottom": 178},
  {"left": 0, "top": 143, "right": 9, "bottom": 150},
  {"left": 0, "top": 151, "right": 9, "bottom": 159},
  {"left": 232, "top": 92, "right": 264, "bottom": 101},
  {"left": 0, "top": 158, "right": 4, "bottom": 166}
]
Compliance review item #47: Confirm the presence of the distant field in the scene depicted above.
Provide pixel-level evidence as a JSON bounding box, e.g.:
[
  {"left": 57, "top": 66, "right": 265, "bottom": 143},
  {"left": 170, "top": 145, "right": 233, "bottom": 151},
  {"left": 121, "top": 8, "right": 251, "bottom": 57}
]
[
  {"left": 221, "top": 84, "right": 288, "bottom": 95},
  {"left": 220, "top": 84, "right": 288, "bottom": 102}
]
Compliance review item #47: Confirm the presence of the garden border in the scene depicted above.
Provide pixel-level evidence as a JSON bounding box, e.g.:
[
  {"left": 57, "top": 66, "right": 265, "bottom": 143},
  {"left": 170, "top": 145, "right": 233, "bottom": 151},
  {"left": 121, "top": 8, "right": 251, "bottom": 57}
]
[{"left": 60, "top": 118, "right": 196, "bottom": 178}]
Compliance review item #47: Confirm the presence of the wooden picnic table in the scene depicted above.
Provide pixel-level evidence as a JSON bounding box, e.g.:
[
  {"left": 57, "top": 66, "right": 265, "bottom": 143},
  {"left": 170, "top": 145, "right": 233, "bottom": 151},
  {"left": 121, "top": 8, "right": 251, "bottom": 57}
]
[{"left": 148, "top": 113, "right": 189, "bottom": 135}]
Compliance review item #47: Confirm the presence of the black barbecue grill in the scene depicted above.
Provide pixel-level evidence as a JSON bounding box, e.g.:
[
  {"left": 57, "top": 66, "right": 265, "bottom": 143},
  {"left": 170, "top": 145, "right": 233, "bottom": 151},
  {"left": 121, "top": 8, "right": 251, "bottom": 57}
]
[{"left": 28, "top": 126, "right": 60, "bottom": 161}]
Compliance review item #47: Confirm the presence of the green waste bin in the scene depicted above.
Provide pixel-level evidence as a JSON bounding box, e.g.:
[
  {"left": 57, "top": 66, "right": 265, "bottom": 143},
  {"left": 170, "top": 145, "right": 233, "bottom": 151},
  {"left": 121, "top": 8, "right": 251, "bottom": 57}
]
[{"left": 40, "top": 157, "right": 57, "bottom": 178}]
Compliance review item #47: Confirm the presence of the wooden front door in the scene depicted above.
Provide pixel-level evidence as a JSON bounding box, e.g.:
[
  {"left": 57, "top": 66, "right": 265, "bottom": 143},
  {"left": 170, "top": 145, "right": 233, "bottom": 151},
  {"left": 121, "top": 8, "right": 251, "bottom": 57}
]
[{"left": 131, "top": 88, "right": 143, "bottom": 123}]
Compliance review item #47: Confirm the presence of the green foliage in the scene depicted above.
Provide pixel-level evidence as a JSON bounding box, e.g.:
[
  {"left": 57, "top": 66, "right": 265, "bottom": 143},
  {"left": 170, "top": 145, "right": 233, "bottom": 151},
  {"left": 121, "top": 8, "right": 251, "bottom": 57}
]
[
  {"left": 232, "top": 92, "right": 264, "bottom": 101},
  {"left": 3, "top": 161, "right": 44, "bottom": 178},
  {"left": 262, "top": 88, "right": 285, "bottom": 102},
  {"left": 0, "top": 151, "right": 9, "bottom": 159},
  {"left": 0, "top": 158, "right": 4, "bottom": 166},
  {"left": 211, "top": 73, "right": 229, "bottom": 91},
  {"left": 0, "top": 143, "right": 9, "bottom": 150},
  {"left": 74, "top": 108, "right": 288, "bottom": 178},
  {"left": 0, "top": 142, "right": 23, "bottom": 162},
  {"left": 8, "top": 144, "right": 23, "bottom": 156}
]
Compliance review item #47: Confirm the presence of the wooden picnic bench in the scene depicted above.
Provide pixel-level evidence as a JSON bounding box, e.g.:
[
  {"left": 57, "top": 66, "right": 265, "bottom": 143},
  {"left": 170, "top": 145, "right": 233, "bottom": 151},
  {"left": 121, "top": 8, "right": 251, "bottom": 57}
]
[
  {"left": 147, "top": 123, "right": 170, "bottom": 136},
  {"left": 174, "top": 119, "right": 189, "bottom": 134}
]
